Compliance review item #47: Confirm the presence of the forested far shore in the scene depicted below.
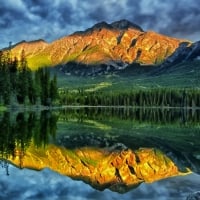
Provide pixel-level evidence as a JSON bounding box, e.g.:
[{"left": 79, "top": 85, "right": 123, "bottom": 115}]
[{"left": 59, "top": 87, "right": 200, "bottom": 108}]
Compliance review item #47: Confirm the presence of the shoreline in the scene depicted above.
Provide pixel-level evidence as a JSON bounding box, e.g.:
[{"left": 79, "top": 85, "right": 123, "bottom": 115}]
[{"left": 0, "top": 104, "right": 200, "bottom": 112}]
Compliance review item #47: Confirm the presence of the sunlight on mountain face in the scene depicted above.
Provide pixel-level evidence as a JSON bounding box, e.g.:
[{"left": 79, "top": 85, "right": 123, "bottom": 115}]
[
  {"left": 7, "top": 143, "right": 191, "bottom": 193},
  {"left": 5, "top": 20, "right": 187, "bottom": 70}
]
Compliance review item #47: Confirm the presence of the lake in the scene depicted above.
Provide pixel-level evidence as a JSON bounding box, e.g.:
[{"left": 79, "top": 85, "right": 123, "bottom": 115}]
[{"left": 0, "top": 107, "right": 200, "bottom": 200}]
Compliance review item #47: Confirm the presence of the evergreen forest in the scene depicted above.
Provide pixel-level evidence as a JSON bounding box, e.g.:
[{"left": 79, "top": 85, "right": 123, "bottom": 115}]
[{"left": 0, "top": 50, "right": 58, "bottom": 106}]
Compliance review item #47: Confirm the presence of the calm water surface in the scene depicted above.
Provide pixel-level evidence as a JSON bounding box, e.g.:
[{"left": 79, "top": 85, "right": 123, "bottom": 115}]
[{"left": 0, "top": 108, "right": 200, "bottom": 200}]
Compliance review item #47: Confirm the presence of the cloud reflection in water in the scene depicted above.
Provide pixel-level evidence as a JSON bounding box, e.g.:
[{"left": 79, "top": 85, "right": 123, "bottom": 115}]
[{"left": 0, "top": 165, "right": 200, "bottom": 200}]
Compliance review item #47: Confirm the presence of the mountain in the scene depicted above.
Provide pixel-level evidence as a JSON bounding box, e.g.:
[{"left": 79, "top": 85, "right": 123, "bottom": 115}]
[{"left": 4, "top": 19, "right": 189, "bottom": 70}]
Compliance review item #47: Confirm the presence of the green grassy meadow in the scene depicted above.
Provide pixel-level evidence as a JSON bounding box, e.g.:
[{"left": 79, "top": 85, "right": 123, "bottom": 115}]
[{"left": 53, "top": 61, "right": 200, "bottom": 92}]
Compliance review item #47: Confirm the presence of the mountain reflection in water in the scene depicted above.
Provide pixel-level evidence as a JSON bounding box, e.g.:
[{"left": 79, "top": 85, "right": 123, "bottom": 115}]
[
  {"left": 7, "top": 144, "right": 189, "bottom": 193},
  {"left": 0, "top": 108, "right": 200, "bottom": 199}
]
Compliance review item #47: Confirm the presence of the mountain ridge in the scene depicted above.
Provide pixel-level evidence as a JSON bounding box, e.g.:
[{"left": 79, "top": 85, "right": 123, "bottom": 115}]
[
  {"left": 1, "top": 19, "right": 195, "bottom": 70},
  {"left": 72, "top": 19, "right": 144, "bottom": 35}
]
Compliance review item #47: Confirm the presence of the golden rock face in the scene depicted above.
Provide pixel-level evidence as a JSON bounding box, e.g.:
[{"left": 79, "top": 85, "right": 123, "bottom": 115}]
[
  {"left": 10, "top": 39, "right": 48, "bottom": 58},
  {"left": 8, "top": 25, "right": 188, "bottom": 69},
  {"left": 8, "top": 144, "right": 189, "bottom": 193}
]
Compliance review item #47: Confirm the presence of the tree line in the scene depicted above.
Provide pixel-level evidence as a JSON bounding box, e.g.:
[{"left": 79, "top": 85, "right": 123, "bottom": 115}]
[
  {"left": 0, "top": 49, "right": 58, "bottom": 106},
  {"left": 59, "top": 87, "right": 200, "bottom": 107}
]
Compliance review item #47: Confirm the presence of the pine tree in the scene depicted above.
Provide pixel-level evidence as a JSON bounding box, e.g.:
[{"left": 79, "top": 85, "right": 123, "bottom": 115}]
[
  {"left": 42, "top": 68, "right": 50, "bottom": 105},
  {"left": 9, "top": 57, "right": 18, "bottom": 106},
  {"left": 34, "top": 69, "right": 42, "bottom": 105},
  {"left": 50, "top": 74, "right": 58, "bottom": 105},
  {"left": 17, "top": 50, "right": 29, "bottom": 104}
]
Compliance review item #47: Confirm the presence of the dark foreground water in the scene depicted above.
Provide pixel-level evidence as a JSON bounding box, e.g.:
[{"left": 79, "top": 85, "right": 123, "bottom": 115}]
[{"left": 0, "top": 108, "right": 200, "bottom": 200}]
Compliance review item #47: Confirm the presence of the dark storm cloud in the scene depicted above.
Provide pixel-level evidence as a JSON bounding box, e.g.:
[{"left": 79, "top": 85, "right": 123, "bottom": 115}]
[
  {"left": 0, "top": 3, "right": 27, "bottom": 29},
  {"left": 0, "top": 0, "right": 200, "bottom": 49},
  {"left": 121, "top": 0, "right": 200, "bottom": 40},
  {"left": 166, "top": 4, "right": 200, "bottom": 36},
  {"left": 88, "top": 1, "right": 128, "bottom": 22}
]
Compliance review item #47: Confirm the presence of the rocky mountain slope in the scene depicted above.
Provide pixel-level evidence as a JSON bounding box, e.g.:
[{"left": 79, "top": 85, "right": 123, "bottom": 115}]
[
  {"left": 5, "top": 19, "right": 189, "bottom": 70},
  {"left": 159, "top": 40, "right": 200, "bottom": 69}
]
